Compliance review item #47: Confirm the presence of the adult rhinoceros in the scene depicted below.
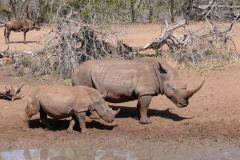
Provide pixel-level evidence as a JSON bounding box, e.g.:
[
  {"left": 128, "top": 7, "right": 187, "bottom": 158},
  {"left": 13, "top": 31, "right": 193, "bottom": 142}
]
[{"left": 72, "top": 57, "right": 204, "bottom": 124}]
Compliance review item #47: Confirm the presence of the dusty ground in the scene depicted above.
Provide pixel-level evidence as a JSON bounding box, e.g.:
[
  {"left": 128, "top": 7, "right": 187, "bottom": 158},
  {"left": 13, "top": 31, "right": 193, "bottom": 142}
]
[{"left": 1, "top": 23, "right": 240, "bottom": 159}]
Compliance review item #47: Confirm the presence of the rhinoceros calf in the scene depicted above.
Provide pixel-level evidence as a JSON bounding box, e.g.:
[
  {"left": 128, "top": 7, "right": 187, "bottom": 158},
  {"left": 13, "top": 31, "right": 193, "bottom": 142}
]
[
  {"left": 22, "top": 85, "right": 120, "bottom": 134},
  {"left": 72, "top": 57, "right": 204, "bottom": 124}
]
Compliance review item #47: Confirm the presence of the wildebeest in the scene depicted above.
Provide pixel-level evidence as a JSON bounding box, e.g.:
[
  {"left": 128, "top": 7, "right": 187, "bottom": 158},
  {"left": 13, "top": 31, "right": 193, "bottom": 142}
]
[
  {"left": 72, "top": 57, "right": 204, "bottom": 124},
  {"left": 22, "top": 85, "right": 120, "bottom": 134},
  {"left": 4, "top": 19, "right": 40, "bottom": 44}
]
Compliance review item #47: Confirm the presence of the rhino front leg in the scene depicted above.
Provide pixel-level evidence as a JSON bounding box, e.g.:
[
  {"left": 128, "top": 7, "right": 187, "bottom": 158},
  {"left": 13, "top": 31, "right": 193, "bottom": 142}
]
[
  {"left": 22, "top": 103, "right": 39, "bottom": 131},
  {"left": 75, "top": 112, "right": 89, "bottom": 134},
  {"left": 40, "top": 108, "right": 51, "bottom": 130},
  {"left": 22, "top": 113, "right": 32, "bottom": 132},
  {"left": 138, "top": 95, "right": 152, "bottom": 124}
]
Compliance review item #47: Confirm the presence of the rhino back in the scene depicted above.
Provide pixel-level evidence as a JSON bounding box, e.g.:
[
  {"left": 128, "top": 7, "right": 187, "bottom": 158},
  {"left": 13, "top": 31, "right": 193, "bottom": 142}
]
[
  {"left": 89, "top": 59, "right": 160, "bottom": 98},
  {"left": 29, "top": 85, "right": 91, "bottom": 119},
  {"left": 74, "top": 85, "right": 101, "bottom": 103},
  {"left": 72, "top": 60, "right": 94, "bottom": 87}
]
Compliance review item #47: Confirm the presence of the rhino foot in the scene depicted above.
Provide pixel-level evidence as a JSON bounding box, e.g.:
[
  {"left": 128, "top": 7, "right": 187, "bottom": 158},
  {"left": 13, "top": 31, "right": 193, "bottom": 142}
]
[
  {"left": 43, "top": 126, "right": 52, "bottom": 131},
  {"left": 139, "top": 118, "right": 152, "bottom": 124},
  {"left": 81, "top": 129, "right": 90, "bottom": 135},
  {"left": 66, "top": 129, "right": 75, "bottom": 134}
]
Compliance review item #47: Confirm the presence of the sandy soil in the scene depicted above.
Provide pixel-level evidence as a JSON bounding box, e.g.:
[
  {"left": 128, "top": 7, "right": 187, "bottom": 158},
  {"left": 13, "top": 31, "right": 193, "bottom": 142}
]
[{"left": 1, "top": 23, "right": 240, "bottom": 159}]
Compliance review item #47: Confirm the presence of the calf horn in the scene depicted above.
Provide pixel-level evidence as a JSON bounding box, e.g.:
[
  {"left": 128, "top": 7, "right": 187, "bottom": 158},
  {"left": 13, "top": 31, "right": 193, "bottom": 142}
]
[
  {"left": 185, "top": 80, "right": 205, "bottom": 98},
  {"left": 113, "top": 108, "right": 120, "bottom": 117}
]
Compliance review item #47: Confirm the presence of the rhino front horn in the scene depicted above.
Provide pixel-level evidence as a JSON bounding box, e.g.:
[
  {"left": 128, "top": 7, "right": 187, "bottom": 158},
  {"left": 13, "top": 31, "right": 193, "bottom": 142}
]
[{"left": 186, "top": 79, "right": 205, "bottom": 98}]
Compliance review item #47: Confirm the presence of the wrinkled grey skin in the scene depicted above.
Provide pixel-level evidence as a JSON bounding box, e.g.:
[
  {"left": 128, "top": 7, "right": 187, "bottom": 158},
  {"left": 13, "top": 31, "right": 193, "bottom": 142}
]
[
  {"left": 4, "top": 19, "right": 40, "bottom": 44},
  {"left": 22, "top": 85, "right": 120, "bottom": 134},
  {"left": 72, "top": 57, "right": 204, "bottom": 124}
]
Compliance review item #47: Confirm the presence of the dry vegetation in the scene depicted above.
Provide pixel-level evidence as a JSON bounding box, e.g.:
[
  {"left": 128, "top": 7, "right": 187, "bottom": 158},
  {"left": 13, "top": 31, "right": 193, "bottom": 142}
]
[{"left": 0, "top": 0, "right": 240, "bottom": 78}]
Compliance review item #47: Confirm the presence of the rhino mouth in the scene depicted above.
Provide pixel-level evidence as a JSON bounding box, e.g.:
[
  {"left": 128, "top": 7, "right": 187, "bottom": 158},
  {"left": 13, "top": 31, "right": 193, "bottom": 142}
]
[
  {"left": 100, "top": 116, "right": 114, "bottom": 123},
  {"left": 177, "top": 102, "right": 188, "bottom": 108},
  {"left": 170, "top": 98, "right": 188, "bottom": 108},
  {"left": 104, "top": 119, "right": 114, "bottom": 123}
]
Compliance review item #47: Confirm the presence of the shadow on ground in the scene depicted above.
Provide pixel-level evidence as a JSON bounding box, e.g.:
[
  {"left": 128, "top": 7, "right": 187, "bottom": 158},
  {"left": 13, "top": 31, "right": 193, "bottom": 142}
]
[
  {"left": 28, "top": 118, "right": 116, "bottom": 132},
  {"left": 111, "top": 105, "right": 192, "bottom": 121},
  {"left": 8, "top": 41, "right": 36, "bottom": 44}
]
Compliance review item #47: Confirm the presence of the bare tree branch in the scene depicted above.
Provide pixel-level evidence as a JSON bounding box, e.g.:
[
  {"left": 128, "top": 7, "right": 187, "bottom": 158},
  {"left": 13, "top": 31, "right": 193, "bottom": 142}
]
[{"left": 0, "top": 83, "right": 25, "bottom": 101}]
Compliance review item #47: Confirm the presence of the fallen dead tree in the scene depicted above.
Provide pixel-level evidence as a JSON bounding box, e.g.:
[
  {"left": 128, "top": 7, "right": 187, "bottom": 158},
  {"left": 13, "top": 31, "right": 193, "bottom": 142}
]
[
  {"left": 142, "top": 20, "right": 187, "bottom": 51},
  {"left": 0, "top": 45, "right": 11, "bottom": 66},
  {"left": 31, "top": 3, "right": 142, "bottom": 78},
  {"left": 139, "top": 12, "right": 240, "bottom": 65},
  {"left": 16, "top": 2, "right": 239, "bottom": 78},
  {"left": 0, "top": 83, "right": 25, "bottom": 101}
]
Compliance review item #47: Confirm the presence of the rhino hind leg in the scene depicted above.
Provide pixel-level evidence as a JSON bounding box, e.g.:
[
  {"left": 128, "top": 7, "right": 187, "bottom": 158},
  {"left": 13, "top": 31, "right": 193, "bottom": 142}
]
[
  {"left": 138, "top": 95, "right": 152, "bottom": 124},
  {"left": 39, "top": 108, "right": 51, "bottom": 130},
  {"left": 75, "top": 112, "right": 89, "bottom": 134},
  {"left": 22, "top": 113, "right": 32, "bottom": 132},
  {"left": 66, "top": 116, "right": 78, "bottom": 133},
  {"left": 6, "top": 30, "right": 11, "bottom": 44}
]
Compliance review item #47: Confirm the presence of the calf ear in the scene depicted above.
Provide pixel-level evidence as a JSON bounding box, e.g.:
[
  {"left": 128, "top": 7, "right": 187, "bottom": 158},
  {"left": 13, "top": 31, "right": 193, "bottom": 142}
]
[{"left": 101, "top": 91, "right": 108, "bottom": 99}]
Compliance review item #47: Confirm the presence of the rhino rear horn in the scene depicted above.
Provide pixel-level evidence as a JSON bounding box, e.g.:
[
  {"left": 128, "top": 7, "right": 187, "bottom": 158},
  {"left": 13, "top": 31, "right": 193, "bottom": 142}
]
[{"left": 186, "top": 80, "right": 205, "bottom": 98}]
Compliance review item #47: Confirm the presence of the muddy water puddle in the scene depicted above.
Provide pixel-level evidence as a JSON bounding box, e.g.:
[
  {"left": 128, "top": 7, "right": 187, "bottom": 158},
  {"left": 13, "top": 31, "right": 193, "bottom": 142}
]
[
  {"left": 1, "top": 146, "right": 240, "bottom": 160},
  {"left": 0, "top": 148, "right": 137, "bottom": 160}
]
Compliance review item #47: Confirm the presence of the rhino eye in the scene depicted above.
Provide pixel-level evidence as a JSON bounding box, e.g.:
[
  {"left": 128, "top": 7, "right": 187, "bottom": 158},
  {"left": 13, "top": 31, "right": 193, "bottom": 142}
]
[{"left": 172, "top": 87, "right": 175, "bottom": 91}]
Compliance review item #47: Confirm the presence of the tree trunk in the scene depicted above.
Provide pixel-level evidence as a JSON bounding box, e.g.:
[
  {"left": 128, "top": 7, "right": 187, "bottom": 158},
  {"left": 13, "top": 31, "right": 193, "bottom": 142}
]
[
  {"left": 148, "top": 1, "right": 154, "bottom": 23},
  {"left": 229, "top": 1, "right": 235, "bottom": 18},
  {"left": 184, "top": 0, "right": 194, "bottom": 19},
  {"left": 131, "top": 1, "right": 136, "bottom": 23},
  {"left": 19, "top": 0, "right": 30, "bottom": 19},
  {"left": 9, "top": 0, "right": 17, "bottom": 19},
  {"left": 168, "top": 0, "right": 174, "bottom": 23},
  {"left": 37, "top": 0, "right": 43, "bottom": 22}
]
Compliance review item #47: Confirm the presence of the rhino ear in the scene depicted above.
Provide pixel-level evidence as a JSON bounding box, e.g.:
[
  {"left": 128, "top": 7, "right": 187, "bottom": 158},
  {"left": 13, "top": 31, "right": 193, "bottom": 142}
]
[
  {"left": 101, "top": 91, "right": 108, "bottom": 99},
  {"left": 158, "top": 63, "right": 167, "bottom": 74}
]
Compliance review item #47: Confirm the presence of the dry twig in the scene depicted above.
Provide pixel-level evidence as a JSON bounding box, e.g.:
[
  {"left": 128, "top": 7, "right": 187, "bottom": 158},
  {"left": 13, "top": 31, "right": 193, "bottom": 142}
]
[{"left": 0, "top": 83, "right": 25, "bottom": 101}]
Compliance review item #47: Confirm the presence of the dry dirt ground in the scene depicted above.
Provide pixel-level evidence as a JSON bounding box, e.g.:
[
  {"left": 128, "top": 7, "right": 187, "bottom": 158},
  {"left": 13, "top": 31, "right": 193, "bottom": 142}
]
[{"left": 1, "top": 23, "right": 240, "bottom": 160}]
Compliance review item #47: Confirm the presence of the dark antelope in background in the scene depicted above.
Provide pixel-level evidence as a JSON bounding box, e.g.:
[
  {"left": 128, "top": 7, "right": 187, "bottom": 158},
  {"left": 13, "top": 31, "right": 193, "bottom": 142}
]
[{"left": 4, "top": 19, "right": 40, "bottom": 44}]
